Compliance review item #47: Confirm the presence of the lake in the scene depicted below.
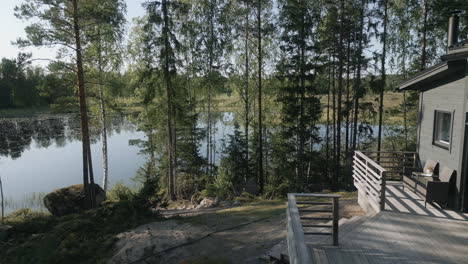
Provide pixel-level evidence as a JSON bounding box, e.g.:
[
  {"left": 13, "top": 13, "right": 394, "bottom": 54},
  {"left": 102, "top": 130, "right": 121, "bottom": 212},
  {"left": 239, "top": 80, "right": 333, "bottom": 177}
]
[{"left": 0, "top": 112, "right": 393, "bottom": 214}]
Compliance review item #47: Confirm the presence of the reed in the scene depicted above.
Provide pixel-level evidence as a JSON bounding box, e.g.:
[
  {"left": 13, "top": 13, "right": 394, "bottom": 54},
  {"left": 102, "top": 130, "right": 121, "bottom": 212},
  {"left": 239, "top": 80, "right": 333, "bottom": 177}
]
[{"left": 1, "top": 176, "right": 4, "bottom": 224}]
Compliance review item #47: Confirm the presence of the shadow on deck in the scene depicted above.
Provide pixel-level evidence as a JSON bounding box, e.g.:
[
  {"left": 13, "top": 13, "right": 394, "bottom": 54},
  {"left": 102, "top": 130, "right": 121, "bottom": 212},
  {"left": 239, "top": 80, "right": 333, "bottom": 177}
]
[
  {"left": 306, "top": 183, "right": 468, "bottom": 264},
  {"left": 385, "top": 182, "right": 468, "bottom": 221}
]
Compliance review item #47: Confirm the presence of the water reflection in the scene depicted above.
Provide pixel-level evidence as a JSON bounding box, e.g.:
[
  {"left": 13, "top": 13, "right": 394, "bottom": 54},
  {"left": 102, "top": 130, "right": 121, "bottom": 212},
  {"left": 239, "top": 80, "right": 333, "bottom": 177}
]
[
  {"left": 0, "top": 114, "right": 146, "bottom": 214},
  {"left": 0, "top": 112, "right": 402, "bottom": 215},
  {"left": 0, "top": 114, "right": 138, "bottom": 160}
]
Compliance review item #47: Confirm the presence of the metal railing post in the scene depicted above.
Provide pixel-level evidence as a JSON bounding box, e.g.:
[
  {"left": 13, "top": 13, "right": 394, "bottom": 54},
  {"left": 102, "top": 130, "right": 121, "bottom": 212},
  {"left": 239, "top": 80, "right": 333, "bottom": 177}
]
[
  {"left": 380, "top": 171, "right": 386, "bottom": 211},
  {"left": 365, "top": 159, "right": 369, "bottom": 198},
  {"left": 332, "top": 196, "right": 339, "bottom": 246}
]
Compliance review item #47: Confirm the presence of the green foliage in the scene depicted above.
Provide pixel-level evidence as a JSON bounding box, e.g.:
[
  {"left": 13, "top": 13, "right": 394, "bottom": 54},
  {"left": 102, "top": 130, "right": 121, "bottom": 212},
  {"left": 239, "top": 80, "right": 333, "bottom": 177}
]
[
  {"left": 107, "top": 183, "right": 133, "bottom": 202},
  {"left": 215, "top": 123, "right": 248, "bottom": 197},
  {"left": 200, "top": 184, "right": 218, "bottom": 198},
  {"left": 234, "top": 191, "right": 256, "bottom": 203},
  {"left": 264, "top": 182, "right": 290, "bottom": 199},
  {"left": 0, "top": 54, "right": 45, "bottom": 109},
  {"left": 1, "top": 198, "right": 159, "bottom": 264}
]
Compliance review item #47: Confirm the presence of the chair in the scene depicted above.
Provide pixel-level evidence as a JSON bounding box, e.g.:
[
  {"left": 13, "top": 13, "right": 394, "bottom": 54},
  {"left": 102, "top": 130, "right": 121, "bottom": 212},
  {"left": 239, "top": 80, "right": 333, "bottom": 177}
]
[
  {"left": 420, "top": 166, "right": 455, "bottom": 207},
  {"left": 403, "top": 159, "right": 439, "bottom": 192}
]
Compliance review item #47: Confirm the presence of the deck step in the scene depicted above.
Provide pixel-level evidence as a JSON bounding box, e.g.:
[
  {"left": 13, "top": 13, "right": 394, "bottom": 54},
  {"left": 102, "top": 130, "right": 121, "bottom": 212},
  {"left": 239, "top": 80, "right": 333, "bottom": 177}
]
[
  {"left": 296, "top": 202, "right": 332, "bottom": 205},
  {"left": 299, "top": 209, "right": 332, "bottom": 213},
  {"left": 304, "top": 232, "right": 332, "bottom": 236},
  {"left": 302, "top": 224, "right": 332, "bottom": 228},
  {"left": 301, "top": 217, "right": 332, "bottom": 221}
]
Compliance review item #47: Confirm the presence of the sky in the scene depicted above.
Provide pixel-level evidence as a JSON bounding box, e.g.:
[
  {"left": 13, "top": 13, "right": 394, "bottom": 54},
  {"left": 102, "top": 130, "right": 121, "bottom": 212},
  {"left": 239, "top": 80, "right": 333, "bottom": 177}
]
[{"left": 0, "top": 0, "right": 146, "bottom": 66}]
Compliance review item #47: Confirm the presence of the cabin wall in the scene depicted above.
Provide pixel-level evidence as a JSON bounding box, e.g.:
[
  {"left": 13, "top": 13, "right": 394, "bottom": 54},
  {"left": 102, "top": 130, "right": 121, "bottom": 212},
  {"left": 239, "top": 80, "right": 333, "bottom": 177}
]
[{"left": 418, "top": 76, "right": 466, "bottom": 209}]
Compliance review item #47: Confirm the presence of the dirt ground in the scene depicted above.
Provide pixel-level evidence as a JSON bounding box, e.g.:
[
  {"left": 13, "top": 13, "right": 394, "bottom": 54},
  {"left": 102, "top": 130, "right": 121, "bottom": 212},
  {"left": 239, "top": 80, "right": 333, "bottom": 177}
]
[{"left": 108, "top": 199, "right": 364, "bottom": 264}]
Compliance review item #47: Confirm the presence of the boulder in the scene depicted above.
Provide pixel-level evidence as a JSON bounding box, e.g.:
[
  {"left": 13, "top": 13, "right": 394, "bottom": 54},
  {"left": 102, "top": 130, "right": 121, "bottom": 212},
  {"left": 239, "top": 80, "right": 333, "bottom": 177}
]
[
  {"left": 196, "top": 197, "right": 219, "bottom": 209},
  {"left": 232, "top": 200, "right": 241, "bottom": 207},
  {"left": 43, "top": 184, "right": 106, "bottom": 216},
  {"left": 0, "top": 225, "right": 12, "bottom": 242}
]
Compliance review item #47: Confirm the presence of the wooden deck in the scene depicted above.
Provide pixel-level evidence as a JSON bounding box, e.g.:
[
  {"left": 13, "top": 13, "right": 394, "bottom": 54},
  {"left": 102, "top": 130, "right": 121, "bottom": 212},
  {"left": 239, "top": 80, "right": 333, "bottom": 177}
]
[
  {"left": 385, "top": 182, "right": 468, "bottom": 221},
  {"left": 306, "top": 183, "right": 468, "bottom": 264}
]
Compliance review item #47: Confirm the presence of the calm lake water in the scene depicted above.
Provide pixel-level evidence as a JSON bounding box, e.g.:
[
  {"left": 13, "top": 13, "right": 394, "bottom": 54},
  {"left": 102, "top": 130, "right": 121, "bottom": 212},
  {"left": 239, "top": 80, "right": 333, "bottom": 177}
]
[
  {"left": 0, "top": 113, "right": 237, "bottom": 214},
  {"left": 0, "top": 112, "right": 391, "bottom": 214}
]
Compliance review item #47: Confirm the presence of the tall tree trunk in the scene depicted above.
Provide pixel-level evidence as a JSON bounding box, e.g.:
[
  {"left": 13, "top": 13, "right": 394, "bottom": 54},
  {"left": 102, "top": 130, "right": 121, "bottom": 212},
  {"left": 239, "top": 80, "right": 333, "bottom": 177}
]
[
  {"left": 345, "top": 35, "right": 352, "bottom": 189},
  {"left": 244, "top": 3, "right": 250, "bottom": 183},
  {"left": 206, "top": 3, "right": 215, "bottom": 178},
  {"left": 332, "top": 56, "right": 336, "bottom": 183},
  {"left": 352, "top": 0, "right": 365, "bottom": 152},
  {"left": 335, "top": 0, "right": 345, "bottom": 191},
  {"left": 87, "top": 146, "right": 96, "bottom": 208},
  {"left": 401, "top": 36, "right": 409, "bottom": 151},
  {"left": 377, "top": 0, "right": 388, "bottom": 154},
  {"left": 326, "top": 57, "right": 331, "bottom": 183},
  {"left": 257, "top": 0, "right": 264, "bottom": 194},
  {"left": 264, "top": 127, "right": 269, "bottom": 184},
  {"left": 72, "top": 0, "right": 95, "bottom": 209},
  {"left": 421, "top": 0, "right": 428, "bottom": 71},
  {"left": 162, "top": 0, "right": 176, "bottom": 200},
  {"left": 99, "top": 82, "right": 109, "bottom": 192},
  {"left": 97, "top": 35, "right": 109, "bottom": 192},
  {"left": 298, "top": 14, "right": 306, "bottom": 191},
  {"left": 345, "top": 36, "right": 351, "bottom": 158},
  {"left": 0, "top": 176, "right": 4, "bottom": 224}
]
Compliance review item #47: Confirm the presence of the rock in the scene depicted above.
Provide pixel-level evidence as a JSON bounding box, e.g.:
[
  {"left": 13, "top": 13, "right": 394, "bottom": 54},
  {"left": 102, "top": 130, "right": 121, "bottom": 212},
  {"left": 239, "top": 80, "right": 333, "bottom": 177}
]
[
  {"left": 108, "top": 221, "right": 211, "bottom": 264},
  {"left": 191, "top": 192, "right": 202, "bottom": 205},
  {"left": 196, "top": 197, "right": 219, "bottom": 209},
  {"left": 232, "top": 200, "right": 241, "bottom": 207},
  {"left": 219, "top": 200, "right": 232, "bottom": 207},
  {"left": 43, "top": 184, "right": 106, "bottom": 216},
  {"left": 0, "top": 225, "right": 12, "bottom": 242}
]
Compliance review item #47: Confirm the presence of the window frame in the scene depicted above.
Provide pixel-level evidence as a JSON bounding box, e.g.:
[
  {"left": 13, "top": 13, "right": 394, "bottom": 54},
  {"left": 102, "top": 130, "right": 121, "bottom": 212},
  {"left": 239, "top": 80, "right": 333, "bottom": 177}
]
[{"left": 433, "top": 110, "right": 452, "bottom": 150}]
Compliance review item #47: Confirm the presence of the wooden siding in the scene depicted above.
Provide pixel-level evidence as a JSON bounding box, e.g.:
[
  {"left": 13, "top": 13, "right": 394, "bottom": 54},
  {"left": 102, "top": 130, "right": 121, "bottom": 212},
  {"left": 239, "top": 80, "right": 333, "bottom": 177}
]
[{"left": 418, "top": 74, "right": 467, "bottom": 208}]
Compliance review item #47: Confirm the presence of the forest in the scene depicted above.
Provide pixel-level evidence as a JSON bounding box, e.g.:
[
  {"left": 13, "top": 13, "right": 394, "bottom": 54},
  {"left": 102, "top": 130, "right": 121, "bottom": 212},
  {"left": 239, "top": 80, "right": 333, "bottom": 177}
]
[
  {"left": 2, "top": 0, "right": 467, "bottom": 206},
  {"left": 2, "top": 0, "right": 468, "bottom": 262}
]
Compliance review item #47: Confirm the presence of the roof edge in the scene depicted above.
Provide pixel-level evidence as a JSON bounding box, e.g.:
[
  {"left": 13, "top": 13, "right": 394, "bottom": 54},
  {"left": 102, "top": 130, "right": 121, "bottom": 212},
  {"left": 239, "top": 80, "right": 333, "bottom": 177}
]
[{"left": 398, "top": 62, "right": 448, "bottom": 90}]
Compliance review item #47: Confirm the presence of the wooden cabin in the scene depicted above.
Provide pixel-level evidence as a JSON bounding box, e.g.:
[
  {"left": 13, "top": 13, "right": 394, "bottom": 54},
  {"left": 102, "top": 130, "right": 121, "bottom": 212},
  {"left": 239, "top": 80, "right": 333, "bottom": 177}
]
[{"left": 399, "top": 12, "right": 468, "bottom": 212}]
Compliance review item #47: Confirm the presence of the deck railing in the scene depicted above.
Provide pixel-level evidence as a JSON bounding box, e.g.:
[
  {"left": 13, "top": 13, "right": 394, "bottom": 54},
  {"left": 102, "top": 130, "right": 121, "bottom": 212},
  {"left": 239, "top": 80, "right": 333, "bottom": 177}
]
[
  {"left": 287, "top": 193, "right": 340, "bottom": 264},
  {"left": 353, "top": 151, "right": 387, "bottom": 212},
  {"left": 361, "top": 151, "right": 419, "bottom": 180}
]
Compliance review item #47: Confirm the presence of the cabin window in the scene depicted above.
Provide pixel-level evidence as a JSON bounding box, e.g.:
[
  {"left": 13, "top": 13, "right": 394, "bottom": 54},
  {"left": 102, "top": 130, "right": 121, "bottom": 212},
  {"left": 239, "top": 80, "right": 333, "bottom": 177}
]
[{"left": 433, "top": 110, "right": 452, "bottom": 149}]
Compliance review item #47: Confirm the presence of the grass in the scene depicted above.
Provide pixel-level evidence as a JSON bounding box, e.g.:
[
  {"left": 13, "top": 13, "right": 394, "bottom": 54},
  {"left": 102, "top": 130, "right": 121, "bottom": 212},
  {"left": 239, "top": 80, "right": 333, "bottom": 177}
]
[
  {"left": 319, "top": 91, "right": 406, "bottom": 124},
  {"left": 0, "top": 106, "right": 54, "bottom": 117},
  {"left": 176, "top": 199, "right": 286, "bottom": 228},
  {"left": 0, "top": 200, "right": 161, "bottom": 264},
  {"left": 181, "top": 191, "right": 357, "bottom": 228},
  {"left": 1, "top": 191, "right": 358, "bottom": 264}
]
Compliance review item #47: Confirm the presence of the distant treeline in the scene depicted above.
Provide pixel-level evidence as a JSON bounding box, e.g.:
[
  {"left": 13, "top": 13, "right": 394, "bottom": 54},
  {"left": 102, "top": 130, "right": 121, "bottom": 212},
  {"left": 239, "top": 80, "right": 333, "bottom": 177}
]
[{"left": 0, "top": 54, "right": 136, "bottom": 110}]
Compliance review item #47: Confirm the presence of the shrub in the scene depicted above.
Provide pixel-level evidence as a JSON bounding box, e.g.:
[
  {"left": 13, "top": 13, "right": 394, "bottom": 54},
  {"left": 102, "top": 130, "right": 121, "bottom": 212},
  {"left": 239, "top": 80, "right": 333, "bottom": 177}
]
[
  {"left": 107, "top": 183, "right": 133, "bottom": 202},
  {"left": 234, "top": 191, "right": 256, "bottom": 203},
  {"left": 264, "top": 182, "right": 289, "bottom": 199},
  {"left": 200, "top": 184, "right": 218, "bottom": 198},
  {"left": 213, "top": 165, "right": 234, "bottom": 199}
]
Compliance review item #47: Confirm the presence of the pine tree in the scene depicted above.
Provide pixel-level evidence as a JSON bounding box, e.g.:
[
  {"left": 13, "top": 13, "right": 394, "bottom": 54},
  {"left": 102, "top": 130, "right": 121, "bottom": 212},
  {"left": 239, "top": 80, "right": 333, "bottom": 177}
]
[
  {"left": 15, "top": 0, "right": 121, "bottom": 208},
  {"left": 277, "top": 0, "right": 322, "bottom": 191}
]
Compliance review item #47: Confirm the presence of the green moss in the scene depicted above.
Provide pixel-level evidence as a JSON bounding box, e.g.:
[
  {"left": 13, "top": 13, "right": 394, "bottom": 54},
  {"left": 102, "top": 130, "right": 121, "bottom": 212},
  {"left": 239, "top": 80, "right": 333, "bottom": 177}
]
[{"left": 0, "top": 200, "right": 160, "bottom": 264}]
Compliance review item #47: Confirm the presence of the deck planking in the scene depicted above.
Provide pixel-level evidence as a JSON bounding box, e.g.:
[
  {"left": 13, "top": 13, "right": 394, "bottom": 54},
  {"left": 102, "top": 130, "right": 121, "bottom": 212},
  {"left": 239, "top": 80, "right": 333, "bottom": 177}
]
[{"left": 305, "top": 183, "right": 468, "bottom": 264}]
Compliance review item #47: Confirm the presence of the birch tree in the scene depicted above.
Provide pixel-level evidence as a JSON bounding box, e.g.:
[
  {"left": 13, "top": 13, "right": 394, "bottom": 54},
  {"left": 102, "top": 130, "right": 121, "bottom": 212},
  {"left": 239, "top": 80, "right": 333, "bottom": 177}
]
[{"left": 15, "top": 0, "right": 119, "bottom": 208}]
